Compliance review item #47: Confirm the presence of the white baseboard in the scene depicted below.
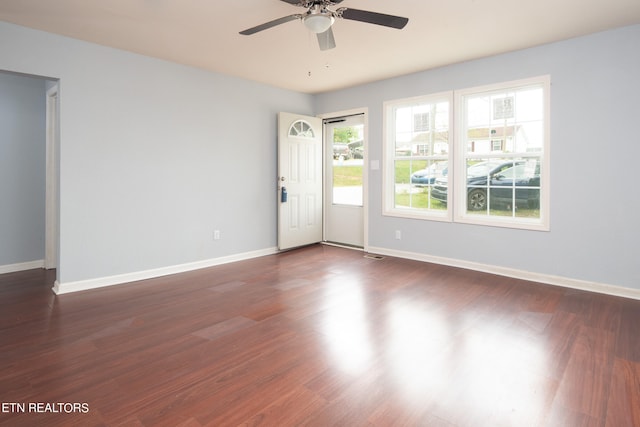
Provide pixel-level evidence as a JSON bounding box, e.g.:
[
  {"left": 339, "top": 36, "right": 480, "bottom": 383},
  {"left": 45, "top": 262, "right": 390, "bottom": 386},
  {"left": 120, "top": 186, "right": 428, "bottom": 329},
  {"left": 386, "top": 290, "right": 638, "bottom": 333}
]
[
  {"left": 367, "top": 246, "right": 640, "bottom": 301},
  {"left": 49, "top": 245, "right": 640, "bottom": 300},
  {"left": 0, "top": 260, "right": 44, "bottom": 275},
  {"left": 52, "top": 247, "right": 278, "bottom": 295}
]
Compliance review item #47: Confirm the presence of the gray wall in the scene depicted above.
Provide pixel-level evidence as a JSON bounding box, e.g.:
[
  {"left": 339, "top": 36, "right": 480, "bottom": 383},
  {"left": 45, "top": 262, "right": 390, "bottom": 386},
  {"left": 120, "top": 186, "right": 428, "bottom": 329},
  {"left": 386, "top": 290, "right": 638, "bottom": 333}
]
[
  {"left": 0, "top": 21, "right": 314, "bottom": 284},
  {"left": 315, "top": 24, "right": 640, "bottom": 291},
  {"left": 1, "top": 19, "right": 638, "bottom": 292},
  {"left": 0, "top": 72, "right": 46, "bottom": 266}
]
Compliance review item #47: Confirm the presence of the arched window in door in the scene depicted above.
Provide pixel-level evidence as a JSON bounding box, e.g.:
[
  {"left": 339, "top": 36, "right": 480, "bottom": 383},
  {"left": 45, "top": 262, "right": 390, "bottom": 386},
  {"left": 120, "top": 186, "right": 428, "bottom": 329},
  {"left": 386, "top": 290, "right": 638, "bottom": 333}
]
[{"left": 289, "top": 120, "right": 315, "bottom": 139}]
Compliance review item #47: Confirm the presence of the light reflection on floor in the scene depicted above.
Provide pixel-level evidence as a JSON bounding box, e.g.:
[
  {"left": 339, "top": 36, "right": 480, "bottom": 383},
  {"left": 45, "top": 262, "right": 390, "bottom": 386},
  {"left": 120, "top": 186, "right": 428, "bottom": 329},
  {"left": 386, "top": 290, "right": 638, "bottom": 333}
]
[
  {"left": 451, "top": 326, "right": 550, "bottom": 424},
  {"left": 385, "top": 298, "right": 452, "bottom": 403},
  {"left": 318, "top": 282, "right": 553, "bottom": 424},
  {"left": 319, "top": 278, "right": 374, "bottom": 375}
]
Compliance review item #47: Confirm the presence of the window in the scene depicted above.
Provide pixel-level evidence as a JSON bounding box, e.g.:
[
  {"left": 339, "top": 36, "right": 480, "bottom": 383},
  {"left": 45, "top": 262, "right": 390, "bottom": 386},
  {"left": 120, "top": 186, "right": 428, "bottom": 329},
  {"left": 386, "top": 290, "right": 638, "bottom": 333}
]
[
  {"left": 384, "top": 92, "right": 452, "bottom": 220},
  {"left": 455, "top": 77, "right": 549, "bottom": 230},
  {"left": 289, "top": 120, "right": 315, "bottom": 138},
  {"left": 384, "top": 76, "right": 550, "bottom": 230},
  {"left": 329, "top": 118, "right": 364, "bottom": 206}
]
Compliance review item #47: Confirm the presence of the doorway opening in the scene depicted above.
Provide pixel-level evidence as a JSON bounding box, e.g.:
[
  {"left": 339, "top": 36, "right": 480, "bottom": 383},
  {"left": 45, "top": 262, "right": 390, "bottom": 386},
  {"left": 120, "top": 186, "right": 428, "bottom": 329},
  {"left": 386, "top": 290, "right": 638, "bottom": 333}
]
[
  {"left": 0, "top": 71, "right": 59, "bottom": 281},
  {"left": 323, "top": 111, "right": 367, "bottom": 249}
]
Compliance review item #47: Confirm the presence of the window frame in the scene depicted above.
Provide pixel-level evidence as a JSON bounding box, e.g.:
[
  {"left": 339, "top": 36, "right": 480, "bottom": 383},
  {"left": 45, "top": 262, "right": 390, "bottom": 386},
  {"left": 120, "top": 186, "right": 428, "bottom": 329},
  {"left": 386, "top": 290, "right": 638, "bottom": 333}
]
[
  {"left": 454, "top": 76, "right": 550, "bottom": 231},
  {"left": 382, "top": 76, "right": 550, "bottom": 231},
  {"left": 383, "top": 91, "right": 454, "bottom": 221}
]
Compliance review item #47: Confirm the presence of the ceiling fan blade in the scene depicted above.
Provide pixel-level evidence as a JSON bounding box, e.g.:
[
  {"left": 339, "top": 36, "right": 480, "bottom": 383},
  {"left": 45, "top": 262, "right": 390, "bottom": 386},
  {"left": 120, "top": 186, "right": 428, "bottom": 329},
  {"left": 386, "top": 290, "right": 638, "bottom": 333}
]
[
  {"left": 280, "top": 0, "right": 344, "bottom": 6},
  {"left": 317, "top": 27, "right": 336, "bottom": 51},
  {"left": 239, "top": 14, "right": 302, "bottom": 35},
  {"left": 339, "top": 8, "right": 408, "bottom": 29}
]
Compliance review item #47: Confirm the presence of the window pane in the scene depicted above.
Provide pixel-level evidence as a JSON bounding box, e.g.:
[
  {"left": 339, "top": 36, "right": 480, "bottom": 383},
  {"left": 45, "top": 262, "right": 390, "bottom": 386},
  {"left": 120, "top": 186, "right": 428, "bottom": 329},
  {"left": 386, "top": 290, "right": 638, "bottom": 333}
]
[
  {"left": 393, "top": 102, "right": 449, "bottom": 158},
  {"left": 515, "top": 87, "right": 544, "bottom": 122},
  {"left": 394, "top": 106, "right": 413, "bottom": 156},
  {"left": 332, "top": 124, "right": 364, "bottom": 206},
  {"left": 395, "top": 157, "right": 423, "bottom": 209},
  {"left": 466, "top": 96, "right": 491, "bottom": 127},
  {"left": 464, "top": 157, "right": 541, "bottom": 218},
  {"left": 407, "top": 159, "right": 448, "bottom": 211},
  {"left": 515, "top": 121, "right": 544, "bottom": 152}
]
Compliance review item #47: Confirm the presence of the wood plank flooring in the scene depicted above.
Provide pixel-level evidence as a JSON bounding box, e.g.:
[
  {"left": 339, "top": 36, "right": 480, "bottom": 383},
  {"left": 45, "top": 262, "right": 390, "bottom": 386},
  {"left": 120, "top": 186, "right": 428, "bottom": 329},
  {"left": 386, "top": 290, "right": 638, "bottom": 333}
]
[{"left": 0, "top": 244, "right": 639, "bottom": 426}]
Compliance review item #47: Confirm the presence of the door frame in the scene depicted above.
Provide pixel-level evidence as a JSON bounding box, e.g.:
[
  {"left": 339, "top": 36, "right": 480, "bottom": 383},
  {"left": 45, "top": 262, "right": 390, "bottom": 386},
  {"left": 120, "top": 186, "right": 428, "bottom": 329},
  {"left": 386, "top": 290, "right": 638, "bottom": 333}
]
[
  {"left": 319, "top": 107, "right": 369, "bottom": 251},
  {"left": 45, "top": 84, "right": 59, "bottom": 270}
]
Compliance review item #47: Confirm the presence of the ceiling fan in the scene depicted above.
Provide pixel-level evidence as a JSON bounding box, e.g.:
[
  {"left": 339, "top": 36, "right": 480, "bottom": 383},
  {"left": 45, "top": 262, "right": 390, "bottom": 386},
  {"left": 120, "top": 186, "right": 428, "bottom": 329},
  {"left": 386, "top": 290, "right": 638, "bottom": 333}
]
[{"left": 239, "top": 0, "right": 409, "bottom": 51}]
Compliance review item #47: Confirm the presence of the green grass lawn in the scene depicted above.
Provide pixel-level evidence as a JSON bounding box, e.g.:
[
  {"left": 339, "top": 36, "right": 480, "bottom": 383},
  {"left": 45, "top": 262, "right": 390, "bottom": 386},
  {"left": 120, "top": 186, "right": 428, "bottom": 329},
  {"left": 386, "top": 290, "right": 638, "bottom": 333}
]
[
  {"left": 395, "top": 189, "right": 446, "bottom": 210},
  {"left": 395, "top": 159, "right": 427, "bottom": 183},
  {"left": 333, "top": 164, "right": 363, "bottom": 186}
]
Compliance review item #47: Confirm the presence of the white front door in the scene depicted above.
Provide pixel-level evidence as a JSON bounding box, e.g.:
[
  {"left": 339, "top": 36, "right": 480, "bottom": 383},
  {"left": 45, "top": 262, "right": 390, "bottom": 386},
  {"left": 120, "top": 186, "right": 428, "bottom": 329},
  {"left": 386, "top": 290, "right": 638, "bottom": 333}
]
[
  {"left": 277, "top": 112, "right": 323, "bottom": 250},
  {"left": 324, "top": 114, "right": 365, "bottom": 247}
]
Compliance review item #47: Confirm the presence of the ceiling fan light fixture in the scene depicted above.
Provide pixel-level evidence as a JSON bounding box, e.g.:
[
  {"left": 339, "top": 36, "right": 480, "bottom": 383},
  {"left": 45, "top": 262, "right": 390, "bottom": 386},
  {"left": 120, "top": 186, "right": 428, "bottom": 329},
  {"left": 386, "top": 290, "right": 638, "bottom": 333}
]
[{"left": 303, "top": 13, "right": 334, "bottom": 33}]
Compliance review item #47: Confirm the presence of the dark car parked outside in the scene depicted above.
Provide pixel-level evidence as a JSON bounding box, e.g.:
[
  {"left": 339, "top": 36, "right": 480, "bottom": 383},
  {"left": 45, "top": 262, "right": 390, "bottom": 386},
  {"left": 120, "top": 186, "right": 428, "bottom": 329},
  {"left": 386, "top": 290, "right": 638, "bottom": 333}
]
[
  {"left": 410, "top": 161, "right": 448, "bottom": 186},
  {"left": 431, "top": 160, "right": 540, "bottom": 210}
]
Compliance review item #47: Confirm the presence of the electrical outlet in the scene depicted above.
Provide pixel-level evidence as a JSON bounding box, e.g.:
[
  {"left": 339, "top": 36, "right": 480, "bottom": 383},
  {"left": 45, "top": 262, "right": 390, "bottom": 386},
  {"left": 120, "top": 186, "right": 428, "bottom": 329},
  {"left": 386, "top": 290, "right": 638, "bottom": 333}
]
[
  {"left": 214, "top": 230, "right": 220, "bottom": 240},
  {"left": 395, "top": 230, "right": 402, "bottom": 240}
]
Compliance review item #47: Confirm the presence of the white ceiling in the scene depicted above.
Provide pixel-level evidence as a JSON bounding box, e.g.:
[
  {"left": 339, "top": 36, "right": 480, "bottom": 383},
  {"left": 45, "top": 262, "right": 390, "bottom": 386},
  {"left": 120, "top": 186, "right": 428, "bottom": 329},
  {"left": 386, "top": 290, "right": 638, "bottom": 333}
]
[{"left": 1, "top": 0, "right": 639, "bottom": 94}]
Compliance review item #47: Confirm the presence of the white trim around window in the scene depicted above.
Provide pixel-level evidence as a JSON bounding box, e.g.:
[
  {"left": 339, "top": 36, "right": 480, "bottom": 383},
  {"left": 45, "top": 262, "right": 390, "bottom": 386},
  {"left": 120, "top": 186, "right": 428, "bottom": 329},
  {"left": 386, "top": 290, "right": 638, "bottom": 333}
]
[
  {"left": 383, "top": 91, "right": 453, "bottom": 222},
  {"left": 454, "top": 76, "right": 550, "bottom": 231},
  {"left": 383, "top": 76, "right": 550, "bottom": 231}
]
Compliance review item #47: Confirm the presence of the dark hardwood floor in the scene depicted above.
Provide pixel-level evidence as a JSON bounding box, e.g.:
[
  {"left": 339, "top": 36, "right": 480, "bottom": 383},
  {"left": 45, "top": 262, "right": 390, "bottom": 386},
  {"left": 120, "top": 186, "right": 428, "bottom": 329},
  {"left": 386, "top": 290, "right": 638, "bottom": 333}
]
[{"left": 1, "top": 244, "right": 639, "bottom": 426}]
